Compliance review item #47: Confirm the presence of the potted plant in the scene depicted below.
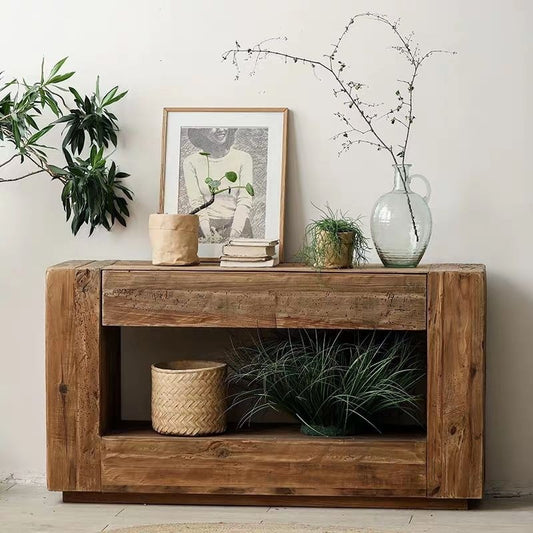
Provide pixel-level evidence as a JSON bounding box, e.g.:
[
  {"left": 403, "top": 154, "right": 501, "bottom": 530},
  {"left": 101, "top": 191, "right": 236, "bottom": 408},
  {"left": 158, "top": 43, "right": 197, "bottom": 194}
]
[
  {"left": 228, "top": 330, "right": 424, "bottom": 437},
  {"left": 300, "top": 206, "right": 369, "bottom": 269},
  {"left": 149, "top": 151, "right": 254, "bottom": 265},
  {"left": 0, "top": 57, "right": 131, "bottom": 235}
]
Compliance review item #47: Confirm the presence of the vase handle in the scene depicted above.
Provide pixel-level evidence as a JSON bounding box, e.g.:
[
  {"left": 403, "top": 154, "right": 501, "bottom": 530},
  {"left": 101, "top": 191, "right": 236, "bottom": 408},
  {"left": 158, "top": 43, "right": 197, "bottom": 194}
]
[{"left": 410, "top": 174, "right": 431, "bottom": 203}]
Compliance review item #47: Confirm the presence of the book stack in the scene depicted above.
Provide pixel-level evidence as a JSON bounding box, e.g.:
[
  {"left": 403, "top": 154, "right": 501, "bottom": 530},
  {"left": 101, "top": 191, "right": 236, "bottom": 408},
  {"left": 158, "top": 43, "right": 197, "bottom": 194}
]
[{"left": 220, "top": 238, "right": 280, "bottom": 268}]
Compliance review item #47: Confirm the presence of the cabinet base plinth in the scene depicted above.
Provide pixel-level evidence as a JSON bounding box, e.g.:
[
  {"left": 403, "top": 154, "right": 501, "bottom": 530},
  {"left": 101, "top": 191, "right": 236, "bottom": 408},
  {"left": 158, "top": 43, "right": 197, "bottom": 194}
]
[{"left": 62, "top": 492, "right": 470, "bottom": 510}]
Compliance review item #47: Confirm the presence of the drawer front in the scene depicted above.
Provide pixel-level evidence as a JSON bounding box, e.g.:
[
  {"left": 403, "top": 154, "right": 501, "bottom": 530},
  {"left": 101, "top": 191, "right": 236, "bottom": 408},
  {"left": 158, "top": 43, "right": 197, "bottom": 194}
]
[{"left": 102, "top": 271, "right": 427, "bottom": 329}]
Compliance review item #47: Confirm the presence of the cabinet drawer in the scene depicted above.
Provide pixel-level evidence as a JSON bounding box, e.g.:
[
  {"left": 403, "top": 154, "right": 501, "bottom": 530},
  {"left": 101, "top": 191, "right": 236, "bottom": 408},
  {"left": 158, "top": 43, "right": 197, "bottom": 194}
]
[{"left": 102, "top": 270, "right": 426, "bottom": 329}]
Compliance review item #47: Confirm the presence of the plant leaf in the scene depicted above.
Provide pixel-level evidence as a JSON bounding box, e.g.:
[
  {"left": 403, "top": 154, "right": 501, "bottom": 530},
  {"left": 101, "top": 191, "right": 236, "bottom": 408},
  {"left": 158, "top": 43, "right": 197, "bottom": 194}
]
[
  {"left": 48, "top": 164, "right": 69, "bottom": 176},
  {"left": 102, "top": 90, "right": 127, "bottom": 107},
  {"left": 225, "top": 171, "right": 238, "bottom": 183},
  {"left": 48, "top": 57, "right": 68, "bottom": 79},
  {"left": 26, "top": 124, "right": 54, "bottom": 145},
  {"left": 48, "top": 72, "right": 75, "bottom": 85}
]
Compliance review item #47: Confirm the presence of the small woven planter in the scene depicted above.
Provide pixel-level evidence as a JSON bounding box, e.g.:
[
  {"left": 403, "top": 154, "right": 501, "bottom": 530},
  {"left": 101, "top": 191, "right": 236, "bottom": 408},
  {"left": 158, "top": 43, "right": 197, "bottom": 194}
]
[
  {"left": 316, "top": 230, "right": 355, "bottom": 269},
  {"left": 151, "top": 360, "right": 227, "bottom": 436}
]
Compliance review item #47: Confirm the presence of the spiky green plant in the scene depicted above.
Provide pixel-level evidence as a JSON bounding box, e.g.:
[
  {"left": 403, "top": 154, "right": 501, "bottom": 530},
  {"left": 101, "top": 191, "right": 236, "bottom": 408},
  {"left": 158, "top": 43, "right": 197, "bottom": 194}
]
[
  {"left": 227, "top": 330, "right": 424, "bottom": 436},
  {"left": 299, "top": 205, "right": 370, "bottom": 269}
]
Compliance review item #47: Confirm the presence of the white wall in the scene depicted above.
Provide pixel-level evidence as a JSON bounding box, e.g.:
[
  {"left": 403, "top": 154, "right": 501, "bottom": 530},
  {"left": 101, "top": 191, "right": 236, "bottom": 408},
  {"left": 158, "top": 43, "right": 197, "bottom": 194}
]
[{"left": 1, "top": 0, "right": 532, "bottom": 495}]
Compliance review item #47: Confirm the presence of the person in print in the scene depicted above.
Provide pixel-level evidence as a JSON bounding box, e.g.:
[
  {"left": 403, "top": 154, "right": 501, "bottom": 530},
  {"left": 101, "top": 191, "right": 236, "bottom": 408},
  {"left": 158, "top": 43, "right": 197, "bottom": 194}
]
[{"left": 183, "top": 128, "right": 253, "bottom": 242}]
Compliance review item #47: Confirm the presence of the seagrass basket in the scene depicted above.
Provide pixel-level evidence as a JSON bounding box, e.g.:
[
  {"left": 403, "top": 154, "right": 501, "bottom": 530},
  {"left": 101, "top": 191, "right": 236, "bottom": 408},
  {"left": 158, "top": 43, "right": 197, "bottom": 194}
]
[{"left": 151, "top": 360, "right": 227, "bottom": 436}]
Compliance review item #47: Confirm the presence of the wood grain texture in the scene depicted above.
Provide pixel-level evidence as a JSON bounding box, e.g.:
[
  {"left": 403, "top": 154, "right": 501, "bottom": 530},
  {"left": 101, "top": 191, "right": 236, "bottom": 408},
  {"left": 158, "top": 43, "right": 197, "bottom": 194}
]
[
  {"left": 46, "top": 260, "right": 116, "bottom": 491},
  {"left": 102, "top": 270, "right": 426, "bottom": 329},
  {"left": 158, "top": 108, "right": 169, "bottom": 214},
  {"left": 46, "top": 261, "right": 92, "bottom": 491},
  {"left": 47, "top": 261, "right": 486, "bottom": 506},
  {"left": 102, "top": 261, "right": 486, "bottom": 274},
  {"left": 63, "top": 492, "right": 468, "bottom": 510},
  {"left": 101, "top": 425, "right": 426, "bottom": 497},
  {"left": 427, "top": 269, "right": 486, "bottom": 499},
  {"left": 73, "top": 261, "right": 117, "bottom": 491}
]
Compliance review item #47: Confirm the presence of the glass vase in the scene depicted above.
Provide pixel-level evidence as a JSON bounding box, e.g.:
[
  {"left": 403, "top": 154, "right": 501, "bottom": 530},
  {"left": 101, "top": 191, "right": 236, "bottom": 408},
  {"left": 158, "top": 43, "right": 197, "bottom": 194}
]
[{"left": 371, "top": 164, "right": 432, "bottom": 268}]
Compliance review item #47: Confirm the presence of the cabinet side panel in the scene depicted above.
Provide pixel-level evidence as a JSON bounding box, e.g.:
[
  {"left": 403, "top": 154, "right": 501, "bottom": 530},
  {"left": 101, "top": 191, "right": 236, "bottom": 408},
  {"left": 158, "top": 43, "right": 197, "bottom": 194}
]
[
  {"left": 46, "top": 266, "right": 79, "bottom": 490},
  {"left": 45, "top": 261, "right": 115, "bottom": 491},
  {"left": 73, "top": 261, "right": 116, "bottom": 491},
  {"left": 427, "top": 270, "right": 486, "bottom": 498}
]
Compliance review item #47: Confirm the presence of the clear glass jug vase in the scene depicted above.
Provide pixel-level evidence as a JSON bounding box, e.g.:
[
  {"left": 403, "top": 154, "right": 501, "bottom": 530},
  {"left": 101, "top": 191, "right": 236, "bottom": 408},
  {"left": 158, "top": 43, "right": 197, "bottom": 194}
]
[{"left": 370, "top": 164, "right": 432, "bottom": 268}]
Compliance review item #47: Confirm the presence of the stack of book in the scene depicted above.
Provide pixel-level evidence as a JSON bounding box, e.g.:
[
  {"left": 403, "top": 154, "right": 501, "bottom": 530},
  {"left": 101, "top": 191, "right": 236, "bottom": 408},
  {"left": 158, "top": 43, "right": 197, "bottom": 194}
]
[{"left": 220, "top": 238, "right": 280, "bottom": 268}]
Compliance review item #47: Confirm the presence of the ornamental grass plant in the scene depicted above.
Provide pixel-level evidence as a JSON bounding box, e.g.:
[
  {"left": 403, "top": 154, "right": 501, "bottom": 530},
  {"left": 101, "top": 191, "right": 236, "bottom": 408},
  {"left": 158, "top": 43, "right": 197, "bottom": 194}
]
[
  {"left": 228, "top": 330, "right": 424, "bottom": 436},
  {"left": 299, "top": 205, "right": 370, "bottom": 269}
]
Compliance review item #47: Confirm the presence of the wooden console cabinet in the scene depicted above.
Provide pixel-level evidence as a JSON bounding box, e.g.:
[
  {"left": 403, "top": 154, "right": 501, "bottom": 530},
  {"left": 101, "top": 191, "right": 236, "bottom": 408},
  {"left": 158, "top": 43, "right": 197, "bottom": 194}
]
[{"left": 45, "top": 261, "right": 485, "bottom": 509}]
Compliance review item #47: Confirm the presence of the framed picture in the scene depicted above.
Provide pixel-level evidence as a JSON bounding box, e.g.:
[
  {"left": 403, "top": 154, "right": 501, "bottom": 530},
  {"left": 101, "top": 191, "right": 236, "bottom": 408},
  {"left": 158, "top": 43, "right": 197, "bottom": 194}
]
[{"left": 159, "top": 108, "right": 288, "bottom": 261}]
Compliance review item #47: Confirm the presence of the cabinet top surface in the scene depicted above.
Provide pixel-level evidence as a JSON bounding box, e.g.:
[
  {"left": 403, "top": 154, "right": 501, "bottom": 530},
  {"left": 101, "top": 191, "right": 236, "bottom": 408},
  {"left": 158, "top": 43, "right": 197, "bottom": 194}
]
[{"left": 48, "top": 260, "right": 486, "bottom": 274}]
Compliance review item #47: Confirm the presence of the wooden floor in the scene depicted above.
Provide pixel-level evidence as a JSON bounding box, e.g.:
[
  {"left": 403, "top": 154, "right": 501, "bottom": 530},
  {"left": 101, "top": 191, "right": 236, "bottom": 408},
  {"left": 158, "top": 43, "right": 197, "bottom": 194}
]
[{"left": 1, "top": 483, "right": 532, "bottom": 532}]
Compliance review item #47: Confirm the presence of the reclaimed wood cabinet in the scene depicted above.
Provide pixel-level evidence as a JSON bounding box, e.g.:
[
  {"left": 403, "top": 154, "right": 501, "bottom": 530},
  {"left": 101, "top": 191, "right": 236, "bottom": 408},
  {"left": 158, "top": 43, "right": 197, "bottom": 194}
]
[{"left": 45, "top": 261, "right": 486, "bottom": 509}]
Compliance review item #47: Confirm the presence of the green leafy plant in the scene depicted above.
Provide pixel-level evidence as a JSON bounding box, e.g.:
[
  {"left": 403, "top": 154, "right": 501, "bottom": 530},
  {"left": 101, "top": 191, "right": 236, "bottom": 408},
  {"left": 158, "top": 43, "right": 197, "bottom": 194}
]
[
  {"left": 228, "top": 330, "right": 424, "bottom": 436},
  {"left": 189, "top": 151, "right": 254, "bottom": 215},
  {"left": 57, "top": 81, "right": 126, "bottom": 153},
  {"left": 0, "top": 57, "right": 131, "bottom": 235},
  {"left": 299, "top": 205, "right": 370, "bottom": 268}
]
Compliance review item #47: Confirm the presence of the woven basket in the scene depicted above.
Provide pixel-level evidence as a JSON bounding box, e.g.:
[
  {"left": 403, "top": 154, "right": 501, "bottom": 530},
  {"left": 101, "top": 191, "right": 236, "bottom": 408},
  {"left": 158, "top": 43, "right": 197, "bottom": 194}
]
[{"left": 151, "top": 360, "right": 227, "bottom": 436}]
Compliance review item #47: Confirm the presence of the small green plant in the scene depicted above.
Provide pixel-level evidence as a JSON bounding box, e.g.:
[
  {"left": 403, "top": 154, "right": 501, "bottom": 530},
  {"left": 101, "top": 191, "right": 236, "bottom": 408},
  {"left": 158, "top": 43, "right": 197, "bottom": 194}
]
[
  {"left": 189, "top": 151, "right": 254, "bottom": 215},
  {"left": 0, "top": 57, "right": 130, "bottom": 235},
  {"left": 227, "top": 330, "right": 424, "bottom": 436},
  {"left": 299, "top": 205, "right": 370, "bottom": 268}
]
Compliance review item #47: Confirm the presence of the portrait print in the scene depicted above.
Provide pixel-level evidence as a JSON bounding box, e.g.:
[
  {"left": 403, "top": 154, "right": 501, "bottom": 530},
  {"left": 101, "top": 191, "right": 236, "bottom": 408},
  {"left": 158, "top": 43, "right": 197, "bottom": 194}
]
[
  {"left": 160, "top": 109, "right": 287, "bottom": 260},
  {"left": 178, "top": 127, "right": 268, "bottom": 244}
]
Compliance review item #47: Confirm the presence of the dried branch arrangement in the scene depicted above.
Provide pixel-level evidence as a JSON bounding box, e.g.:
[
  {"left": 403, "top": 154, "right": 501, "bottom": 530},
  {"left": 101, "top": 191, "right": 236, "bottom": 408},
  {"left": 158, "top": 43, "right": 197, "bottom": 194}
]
[{"left": 223, "top": 12, "right": 454, "bottom": 238}]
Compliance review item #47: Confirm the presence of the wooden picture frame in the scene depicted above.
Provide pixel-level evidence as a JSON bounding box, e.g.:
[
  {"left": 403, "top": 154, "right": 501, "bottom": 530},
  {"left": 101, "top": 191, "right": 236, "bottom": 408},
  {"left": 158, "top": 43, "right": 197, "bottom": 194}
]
[{"left": 159, "top": 108, "right": 288, "bottom": 261}]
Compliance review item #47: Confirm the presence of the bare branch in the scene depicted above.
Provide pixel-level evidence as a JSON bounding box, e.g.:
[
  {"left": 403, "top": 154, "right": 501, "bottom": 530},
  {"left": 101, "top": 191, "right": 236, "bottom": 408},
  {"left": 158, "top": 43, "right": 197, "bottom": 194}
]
[
  {"left": 223, "top": 12, "right": 455, "bottom": 241},
  {"left": 0, "top": 150, "right": 67, "bottom": 185},
  {"left": 0, "top": 154, "right": 18, "bottom": 169},
  {"left": 0, "top": 168, "right": 46, "bottom": 183}
]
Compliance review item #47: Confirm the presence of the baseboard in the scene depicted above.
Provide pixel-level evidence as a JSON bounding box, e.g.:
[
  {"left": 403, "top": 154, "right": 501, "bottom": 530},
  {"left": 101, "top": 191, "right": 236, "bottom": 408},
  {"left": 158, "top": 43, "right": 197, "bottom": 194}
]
[
  {"left": 485, "top": 482, "right": 533, "bottom": 498},
  {"left": 64, "top": 492, "right": 470, "bottom": 510}
]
